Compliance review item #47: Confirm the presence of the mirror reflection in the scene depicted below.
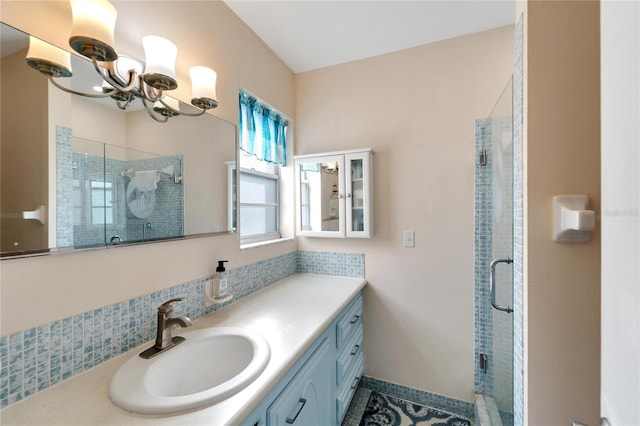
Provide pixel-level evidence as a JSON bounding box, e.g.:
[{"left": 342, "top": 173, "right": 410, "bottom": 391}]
[
  {"left": 0, "top": 23, "right": 237, "bottom": 257},
  {"left": 298, "top": 161, "right": 341, "bottom": 233}
]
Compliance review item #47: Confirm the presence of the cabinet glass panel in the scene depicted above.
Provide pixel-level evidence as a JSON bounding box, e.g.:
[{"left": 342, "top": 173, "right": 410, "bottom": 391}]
[
  {"left": 298, "top": 161, "right": 341, "bottom": 232},
  {"left": 350, "top": 158, "right": 365, "bottom": 232}
]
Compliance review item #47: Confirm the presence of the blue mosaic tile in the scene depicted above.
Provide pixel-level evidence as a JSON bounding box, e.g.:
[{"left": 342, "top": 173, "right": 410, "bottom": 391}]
[
  {"left": 297, "top": 250, "right": 365, "bottom": 277},
  {"left": 55, "top": 126, "right": 74, "bottom": 248},
  {"left": 0, "top": 250, "right": 363, "bottom": 408}
]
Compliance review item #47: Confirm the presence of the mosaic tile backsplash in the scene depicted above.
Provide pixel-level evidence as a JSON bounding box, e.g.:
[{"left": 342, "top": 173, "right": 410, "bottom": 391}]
[{"left": 0, "top": 251, "right": 364, "bottom": 409}]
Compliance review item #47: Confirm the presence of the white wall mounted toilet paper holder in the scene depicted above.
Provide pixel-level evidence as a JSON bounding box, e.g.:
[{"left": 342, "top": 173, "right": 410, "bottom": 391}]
[{"left": 552, "top": 195, "right": 596, "bottom": 243}]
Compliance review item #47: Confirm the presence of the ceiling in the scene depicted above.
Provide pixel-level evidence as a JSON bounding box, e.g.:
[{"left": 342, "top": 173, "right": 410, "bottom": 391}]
[{"left": 223, "top": 0, "right": 516, "bottom": 74}]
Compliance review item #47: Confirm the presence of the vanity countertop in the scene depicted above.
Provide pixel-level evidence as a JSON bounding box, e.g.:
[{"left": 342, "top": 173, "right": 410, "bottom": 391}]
[{"left": 0, "top": 274, "right": 366, "bottom": 426}]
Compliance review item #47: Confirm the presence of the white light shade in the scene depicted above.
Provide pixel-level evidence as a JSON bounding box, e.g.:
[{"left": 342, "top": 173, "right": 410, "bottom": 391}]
[
  {"left": 189, "top": 66, "right": 218, "bottom": 102},
  {"left": 26, "top": 36, "right": 72, "bottom": 76},
  {"left": 143, "top": 36, "right": 177, "bottom": 80},
  {"left": 69, "top": 0, "right": 117, "bottom": 59}
]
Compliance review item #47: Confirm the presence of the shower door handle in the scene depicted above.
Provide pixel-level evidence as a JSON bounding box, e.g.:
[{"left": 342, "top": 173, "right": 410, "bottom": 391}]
[{"left": 490, "top": 258, "right": 513, "bottom": 313}]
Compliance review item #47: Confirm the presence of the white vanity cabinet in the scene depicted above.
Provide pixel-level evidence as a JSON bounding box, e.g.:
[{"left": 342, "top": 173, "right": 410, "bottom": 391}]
[
  {"left": 295, "top": 149, "right": 373, "bottom": 238},
  {"left": 241, "top": 293, "right": 364, "bottom": 426}
]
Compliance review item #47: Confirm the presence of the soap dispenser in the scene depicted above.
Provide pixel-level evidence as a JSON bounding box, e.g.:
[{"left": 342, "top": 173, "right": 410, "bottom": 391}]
[
  {"left": 213, "top": 260, "right": 229, "bottom": 298},
  {"left": 204, "top": 260, "right": 233, "bottom": 306}
]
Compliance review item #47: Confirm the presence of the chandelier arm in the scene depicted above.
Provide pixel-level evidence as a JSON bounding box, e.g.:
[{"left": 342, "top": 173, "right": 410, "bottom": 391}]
[
  {"left": 172, "top": 108, "right": 206, "bottom": 117},
  {"left": 142, "top": 83, "right": 163, "bottom": 103},
  {"left": 142, "top": 98, "right": 169, "bottom": 123},
  {"left": 157, "top": 98, "right": 208, "bottom": 117},
  {"left": 92, "top": 57, "right": 138, "bottom": 93},
  {"left": 48, "top": 76, "right": 119, "bottom": 98},
  {"left": 163, "top": 99, "right": 207, "bottom": 117},
  {"left": 115, "top": 98, "right": 133, "bottom": 110},
  {"left": 157, "top": 97, "right": 182, "bottom": 115}
]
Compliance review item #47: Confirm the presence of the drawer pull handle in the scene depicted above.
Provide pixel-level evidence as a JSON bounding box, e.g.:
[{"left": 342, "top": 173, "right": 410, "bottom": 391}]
[
  {"left": 351, "top": 344, "right": 360, "bottom": 356},
  {"left": 286, "top": 398, "right": 307, "bottom": 424},
  {"left": 350, "top": 315, "right": 360, "bottom": 324},
  {"left": 351, "top": 376, "right": 360, "bottom": 390}
]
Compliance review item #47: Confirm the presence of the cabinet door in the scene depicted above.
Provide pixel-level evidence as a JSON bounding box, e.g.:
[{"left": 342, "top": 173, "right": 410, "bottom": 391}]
[
  {"left": 296, "top": 155, "right": 345, "bottom": 237},
  {"left": 267, "top": 338, "right": 334, "bottom": 426},
  {"left": 345, "top": 152, "right": 372, "bottom": 238}
]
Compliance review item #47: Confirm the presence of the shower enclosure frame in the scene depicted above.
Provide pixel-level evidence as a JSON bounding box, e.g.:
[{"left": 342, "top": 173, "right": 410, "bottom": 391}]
[{"left": 474, "top": 76, "right": 515, "bottom": 426}]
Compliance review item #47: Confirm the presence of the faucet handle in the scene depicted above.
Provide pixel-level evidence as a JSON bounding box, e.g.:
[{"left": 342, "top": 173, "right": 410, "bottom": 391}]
[{"left": 158, "top": 297, "right": 183, "bottom": 314}]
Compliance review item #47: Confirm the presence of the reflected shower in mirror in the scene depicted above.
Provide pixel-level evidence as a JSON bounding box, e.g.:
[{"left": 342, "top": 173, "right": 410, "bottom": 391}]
[{"left": 0, "top": 23, "right": 237, "bottom": 258}]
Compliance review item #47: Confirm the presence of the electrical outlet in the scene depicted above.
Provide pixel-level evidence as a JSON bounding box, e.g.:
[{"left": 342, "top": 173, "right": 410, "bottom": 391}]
[{"left": 403, "top": 230, "right": 415, "bottom": 248}]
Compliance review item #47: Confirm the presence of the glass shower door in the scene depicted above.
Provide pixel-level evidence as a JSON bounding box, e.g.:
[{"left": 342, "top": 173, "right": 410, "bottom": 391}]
[
  {"left": 489, "top": 77, "right": 514, "bottom": 424},
  {"left": 474, "top": 76, "right": 514, "bottom": 425}
]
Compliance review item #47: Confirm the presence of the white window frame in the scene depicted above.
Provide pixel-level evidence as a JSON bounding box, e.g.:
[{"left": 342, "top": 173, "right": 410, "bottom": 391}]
[{"left": 239, "top": 166, "right": 281, "bottom": 245}]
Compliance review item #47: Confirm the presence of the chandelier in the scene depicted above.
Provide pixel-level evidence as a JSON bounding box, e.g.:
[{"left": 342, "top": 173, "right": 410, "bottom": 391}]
[{"left": 24, "top": 0, "right": 218, "bottom": 122}]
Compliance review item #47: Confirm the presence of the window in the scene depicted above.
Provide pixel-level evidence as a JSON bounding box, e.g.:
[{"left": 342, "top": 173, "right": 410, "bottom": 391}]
[
  {"left": 72, "top": 179, "right": 113, "bottom": 226},
  {"left": 239, "top": 157, "right": 279, "bottom": 243},
  {"left": 90, "top": 180, "right": 113, "bottom": 225},
  {"left": 238, "top": 90, "right": 288, "bottom": 245}
]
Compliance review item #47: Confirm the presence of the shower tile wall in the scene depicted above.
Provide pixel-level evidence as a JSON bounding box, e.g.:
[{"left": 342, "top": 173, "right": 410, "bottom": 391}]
[
  {"left": 0, "top": 250, "right": 364, "bottom": 409},
  {"left": 474, "top": 118, "right": 494, "bottom": 396},
  {"left": 55, "top": 126, "right": 73, "bottom": 248},
  {"left": 55, "top": 129, "right": 184, "bottom": 248},
  {"left": 120, "top": 156, "right": 184, "bottom": 243}
]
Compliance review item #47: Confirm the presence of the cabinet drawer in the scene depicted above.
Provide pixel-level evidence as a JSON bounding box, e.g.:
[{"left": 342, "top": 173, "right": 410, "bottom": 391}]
[
  {"left": 336, "top": 325, "right": 363, "bottom": 386},
  {"left": 267, "top": 338, "right": 333, "bottom": 426},
  {"left": 336, "top": 354, "right": 364, "bottom": 424},
  {"left": 336, "top": 296, "right": 363, "bottom": 349}
]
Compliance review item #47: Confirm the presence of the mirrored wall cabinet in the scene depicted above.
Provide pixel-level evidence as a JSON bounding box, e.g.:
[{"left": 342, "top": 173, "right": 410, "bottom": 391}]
[{"left": 295, "top": 148, "right": 373, "bottom": 238}]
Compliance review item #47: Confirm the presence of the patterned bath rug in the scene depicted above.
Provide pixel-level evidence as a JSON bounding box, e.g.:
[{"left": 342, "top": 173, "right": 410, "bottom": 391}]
[{"left": 359, "top": 391, "right": 471, "bottom": 426}]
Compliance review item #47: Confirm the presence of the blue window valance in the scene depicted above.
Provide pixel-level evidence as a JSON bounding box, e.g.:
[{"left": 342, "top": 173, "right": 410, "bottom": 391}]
[{"left": 239, "top": 91, "right": 288, "bottom": 166}]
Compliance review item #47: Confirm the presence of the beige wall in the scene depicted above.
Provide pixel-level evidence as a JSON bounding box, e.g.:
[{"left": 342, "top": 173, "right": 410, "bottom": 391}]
[
  {"left": 125, "top": 108, "right": 236, "bottom": 234},
  {"left": 295, "top": 26, "right": 514, "bottom": 402},
  {"left": 0, "top": 1, "right": 296, "bottom": 335},
  {"left": 1, "top": 48, "right": 49, "bottom": 252},
  {"left": 1, "top": 1, "right": 604, "bottom": 420},
  {"left": 525, "top": 1, "right": 601, "bottom": 424}
]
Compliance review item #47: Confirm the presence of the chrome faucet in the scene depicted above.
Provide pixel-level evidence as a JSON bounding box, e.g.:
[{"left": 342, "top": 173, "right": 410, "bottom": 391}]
[{"left": 140, "top": 297, "right": 192, "bottom": 359}]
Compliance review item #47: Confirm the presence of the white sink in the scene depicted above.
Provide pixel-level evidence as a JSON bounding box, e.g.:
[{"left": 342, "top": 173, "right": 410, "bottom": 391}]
[{"left": 109, "top": 327, "right": 270, "bottom": 415}]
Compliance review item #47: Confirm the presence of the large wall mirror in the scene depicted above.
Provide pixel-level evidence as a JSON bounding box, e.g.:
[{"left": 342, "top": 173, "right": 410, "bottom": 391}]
[{"left": 0, "top": 23, "right": 237, "bottom": 258}]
